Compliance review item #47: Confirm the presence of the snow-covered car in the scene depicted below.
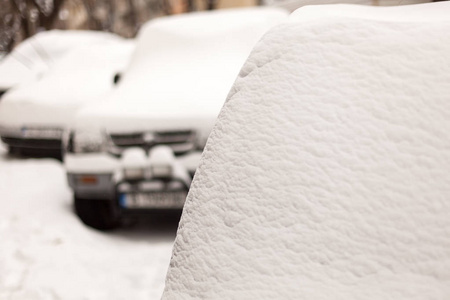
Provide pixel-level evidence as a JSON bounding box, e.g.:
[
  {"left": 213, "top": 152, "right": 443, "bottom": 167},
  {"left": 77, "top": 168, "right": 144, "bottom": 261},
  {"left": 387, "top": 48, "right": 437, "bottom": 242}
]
[
  {"left": 64, "top": 7, "right": 288, "bottom": 230},
  {"left": 0, "top": 30, "right": 122, "bottom": 98},
  {"left": 161, "top": 2, "right": 450, "bottom": 299},
  {"left": 0, "top": 37, "right": 134, "bottom": 158}
]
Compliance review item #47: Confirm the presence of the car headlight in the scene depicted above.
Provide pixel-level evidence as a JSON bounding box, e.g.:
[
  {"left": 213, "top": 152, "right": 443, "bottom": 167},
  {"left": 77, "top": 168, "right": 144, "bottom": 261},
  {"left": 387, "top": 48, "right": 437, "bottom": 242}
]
[
  {"left": 121, "top": 147, "right": 150, "bottom": 180},
  {"left": 149, "top": 146, "right": 175, "bottom": 178},
  {"left": 68, "top": 129, "right": 108, "bottom": 153}
]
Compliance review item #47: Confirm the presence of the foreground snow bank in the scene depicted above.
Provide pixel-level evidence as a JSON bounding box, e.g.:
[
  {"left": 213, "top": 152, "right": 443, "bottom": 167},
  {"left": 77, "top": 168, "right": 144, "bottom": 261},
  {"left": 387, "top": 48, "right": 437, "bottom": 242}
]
[
  {"left": 163, "top": 3, "right": 450, "bottom": 299},
  {"left": 0, "top": 143, "right": 174, "bottom": 300}
]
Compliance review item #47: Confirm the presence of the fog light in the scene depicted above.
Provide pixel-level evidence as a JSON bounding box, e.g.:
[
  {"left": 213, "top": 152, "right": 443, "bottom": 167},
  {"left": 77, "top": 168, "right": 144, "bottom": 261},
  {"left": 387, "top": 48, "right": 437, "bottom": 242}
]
[
  {"left": 78, "top": 175, "right": 98, "bottom": 185},
  {"left": 151, "top": 165, "right": 173, "bottom": 178},
  {"left": 121, "top": 147, "right": 149, "bottom": 180},
  {"left": 149, "top": 146, "right": 175, "bottom": 179},
  {"left": 124, "top": 168, "right": 145, "bottom": 180}
]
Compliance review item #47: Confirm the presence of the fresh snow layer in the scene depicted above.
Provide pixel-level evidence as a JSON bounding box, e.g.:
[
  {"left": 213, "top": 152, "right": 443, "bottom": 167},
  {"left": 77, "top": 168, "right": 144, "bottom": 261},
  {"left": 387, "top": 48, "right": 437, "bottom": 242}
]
[
  {"left": 264, "top": 0, "right": 431, "bottom": 12},
  {"left": 73, "top": 7, "right": 288, "bottom": 139},
  {"left": 163, "top": 3, "right": 450, "bottom": 299},
  {"left": 290, "top": 1, "right": 450, "bottom": 22},
  {"left": 0, "top": 142, "right": 175, "bottom": 300},
  {"left": 64, "top": 153, "right": 121, "bottom": 174},
  {"left": 0, "top": 30, "right": 122, "bottom": 90},
  {"left": 0, "top": 39, "right": 134, "bottom": 129}
]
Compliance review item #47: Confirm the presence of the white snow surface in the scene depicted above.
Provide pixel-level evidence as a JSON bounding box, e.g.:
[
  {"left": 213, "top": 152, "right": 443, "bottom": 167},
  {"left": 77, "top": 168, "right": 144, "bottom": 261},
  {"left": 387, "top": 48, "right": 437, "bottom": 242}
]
[
  {"left": 264, "top": 0, "right": 432, "bottom": 12},
  {"left": 65, "top": 153, "right": 121, "bottom": 174},
  {"left": 0, "top": 30, "right": 122, "bottom": 90},
  {"left": 73, "top": 7, "right": 288, "bottom": 139},
  {"left": 291, "top": 1, "right": 450, "bottom": 21},
  {"left": 0, "top": 39, "right": 134, "bottom": 129},
  {"left": 163, "top": 3, "right": 450, "bottom": 299},
  {"left": 0, "top": 142, "right": 175, "bottom": 299}
]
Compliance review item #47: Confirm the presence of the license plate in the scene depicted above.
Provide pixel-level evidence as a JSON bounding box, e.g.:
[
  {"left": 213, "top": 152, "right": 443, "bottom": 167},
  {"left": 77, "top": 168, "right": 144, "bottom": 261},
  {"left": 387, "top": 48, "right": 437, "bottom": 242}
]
[
  {"left": 21, "top": 127, "right": 62, "bottom": 139},
  {"left": 119, "top": 191, "right": 187, "bottom": 209}
]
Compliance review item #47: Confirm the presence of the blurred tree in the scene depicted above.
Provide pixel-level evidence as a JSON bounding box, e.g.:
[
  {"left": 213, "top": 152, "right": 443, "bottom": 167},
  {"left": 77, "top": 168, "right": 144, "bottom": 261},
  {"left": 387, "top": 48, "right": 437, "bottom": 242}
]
[
  {"left": 1, "top": 0, "right": 65, "bottom": 52},
  {"left": 0, "top": 0, "right": 180, "bottom": 53},
  {"left": 0, "top": 0, "right": 258, "bottom": 53}
]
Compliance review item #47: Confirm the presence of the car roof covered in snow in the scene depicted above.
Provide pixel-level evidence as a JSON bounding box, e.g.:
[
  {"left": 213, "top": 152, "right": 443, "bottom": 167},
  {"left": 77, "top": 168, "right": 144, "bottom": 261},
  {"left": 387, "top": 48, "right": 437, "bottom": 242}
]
[
  {"left": 0, "top": 30, "right": 123, "bottom": 90},
  {"left": 162, "top": 2, "right": 450, "bottom": 299},
  {"left": 73, "top": 7, "right": 288, "bottom": 135},
  {"left": 0, "top": 39, "right": 134, "bottom": 128}
]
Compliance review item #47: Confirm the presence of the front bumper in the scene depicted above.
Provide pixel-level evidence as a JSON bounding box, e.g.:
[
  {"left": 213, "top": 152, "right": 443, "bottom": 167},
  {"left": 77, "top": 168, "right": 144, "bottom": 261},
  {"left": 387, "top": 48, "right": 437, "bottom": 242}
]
[
  {"left": 0, "top": 126, "right": 63, "bottom": 150},
  {"left": 68, "top": 174, "right": 190, "bottom": 210},
  {"left": 65, "top": 150, "right": 200, "bottom": 210},
  {"left": 67, "top": 173, "right": 116, "bottom": 199}
]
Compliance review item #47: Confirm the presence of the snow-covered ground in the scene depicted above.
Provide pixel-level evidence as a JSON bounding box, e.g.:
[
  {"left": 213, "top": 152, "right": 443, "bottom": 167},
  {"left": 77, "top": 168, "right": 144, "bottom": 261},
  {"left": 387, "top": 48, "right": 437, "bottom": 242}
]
[{"left": 0, "top": 142, "right": 174, "bottom": 300}]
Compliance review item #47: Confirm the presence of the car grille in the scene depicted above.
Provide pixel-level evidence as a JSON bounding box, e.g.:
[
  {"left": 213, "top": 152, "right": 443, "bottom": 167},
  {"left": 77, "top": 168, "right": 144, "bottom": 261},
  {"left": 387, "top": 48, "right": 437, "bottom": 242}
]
[
  {"left": 110, "top": 133, "right": 145, "bottom": 147},
  {"left": 109, "top": 130, "right": 196, "bottom": 155},
  {"left": 1, "top": 136, "right": 62, "bottom": 150}
]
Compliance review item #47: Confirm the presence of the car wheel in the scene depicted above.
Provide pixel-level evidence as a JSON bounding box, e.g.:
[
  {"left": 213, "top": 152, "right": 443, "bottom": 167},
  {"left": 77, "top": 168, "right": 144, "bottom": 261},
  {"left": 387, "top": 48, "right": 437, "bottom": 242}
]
[{"left": 74, "top": 195, "right": 120, "bottom": 230}]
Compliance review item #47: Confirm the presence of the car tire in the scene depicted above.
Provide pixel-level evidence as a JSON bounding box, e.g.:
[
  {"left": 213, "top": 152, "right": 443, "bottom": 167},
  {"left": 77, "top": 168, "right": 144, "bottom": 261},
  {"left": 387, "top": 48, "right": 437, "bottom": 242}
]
[{"left": 74, "top": 195, "right": 120, "bottom": 230}]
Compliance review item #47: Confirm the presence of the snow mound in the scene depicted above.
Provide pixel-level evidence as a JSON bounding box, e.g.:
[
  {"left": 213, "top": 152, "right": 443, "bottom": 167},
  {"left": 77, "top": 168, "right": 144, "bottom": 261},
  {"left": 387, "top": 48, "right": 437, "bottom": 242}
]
[{"left": 162, "top": 3, "right": 450, "bottom": 299}]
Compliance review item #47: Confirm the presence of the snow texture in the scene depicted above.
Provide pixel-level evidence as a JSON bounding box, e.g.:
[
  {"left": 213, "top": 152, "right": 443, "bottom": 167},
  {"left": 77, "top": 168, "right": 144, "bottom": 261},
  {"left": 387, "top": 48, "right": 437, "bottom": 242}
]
[
  {"left": 0, "top": 38, "right": 134, "bottom": 129},
  {"left": 0, "top": 30, "right": 122, "bottom": 90},
  {"left": 163, "top": 3, "right": 450, "bottom": 299},
  {"left": 0, "top": 142, "right": 174, "bottom": 300},
  {"left": 72, "top": 7, "right": 288, "bottom": 142},
  {"left": 264, "top": 0, "right": 432, "bottom": 12}
]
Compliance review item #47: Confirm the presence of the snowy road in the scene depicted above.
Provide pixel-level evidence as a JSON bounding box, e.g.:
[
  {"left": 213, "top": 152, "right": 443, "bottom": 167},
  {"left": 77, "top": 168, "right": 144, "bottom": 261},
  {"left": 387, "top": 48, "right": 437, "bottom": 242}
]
[{"left": 0, "top": 142, "right": 176, "bottom": 300}]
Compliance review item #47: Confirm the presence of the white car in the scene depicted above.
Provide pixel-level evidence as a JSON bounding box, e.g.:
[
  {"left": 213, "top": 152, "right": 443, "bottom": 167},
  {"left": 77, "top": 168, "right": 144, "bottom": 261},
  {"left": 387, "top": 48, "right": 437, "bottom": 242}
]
[
  {"left": 0, "top": 30, "right": 123, "bottom": 97},
  {"left": 0, "top": 36, "right": 134, "bottom": 158},
  {"left": 64, "top": 7, "right": 288, "bottom": 230}
]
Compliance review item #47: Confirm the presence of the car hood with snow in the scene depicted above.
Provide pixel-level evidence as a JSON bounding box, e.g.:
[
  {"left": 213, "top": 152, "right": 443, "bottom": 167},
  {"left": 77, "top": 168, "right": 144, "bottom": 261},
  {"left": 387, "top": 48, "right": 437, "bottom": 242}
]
[
  {"left": 0, "top": 38, "right": 134, "bottom": 132},
  {"left": 0, "top": 30, "right": 124, "bottom": 92},
  {"left": 72, "top": 7, "right": 288, "bottom": 143},
  {"left": 162, "top": 2, "right": 450, "bottom": 299}
]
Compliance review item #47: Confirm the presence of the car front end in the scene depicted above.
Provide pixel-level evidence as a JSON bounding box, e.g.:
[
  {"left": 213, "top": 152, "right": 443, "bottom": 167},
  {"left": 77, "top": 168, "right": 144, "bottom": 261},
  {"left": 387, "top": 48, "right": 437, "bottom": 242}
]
[
  {"left": 64, "top": 126, "right": 203, "bottom": 229},
  {"left": 0, "top": 124, "right": 64, "bottom": 157}
]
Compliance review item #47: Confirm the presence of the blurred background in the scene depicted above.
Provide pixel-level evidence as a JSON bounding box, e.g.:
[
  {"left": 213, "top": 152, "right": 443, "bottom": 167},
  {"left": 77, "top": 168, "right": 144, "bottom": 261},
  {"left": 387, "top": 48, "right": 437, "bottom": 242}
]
[{"left": 0, "top": 0, "right": 259, "bottom": 54}]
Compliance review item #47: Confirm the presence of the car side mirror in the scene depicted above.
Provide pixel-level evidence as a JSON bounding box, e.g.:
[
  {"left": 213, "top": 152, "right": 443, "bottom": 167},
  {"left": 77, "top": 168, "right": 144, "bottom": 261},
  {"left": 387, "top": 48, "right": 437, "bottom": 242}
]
[{"left": 113, "top": 73, "right": 122, "bottom": 85}]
